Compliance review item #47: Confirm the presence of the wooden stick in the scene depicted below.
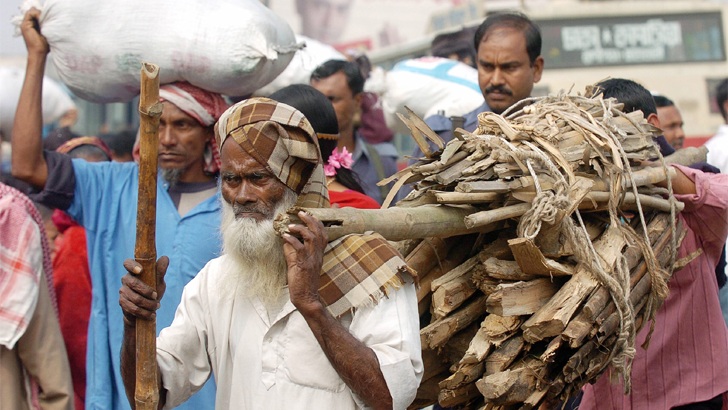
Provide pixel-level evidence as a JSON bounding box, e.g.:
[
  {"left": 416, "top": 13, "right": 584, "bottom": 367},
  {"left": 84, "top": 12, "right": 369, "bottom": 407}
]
[
  {"left": 521, "top": 225, "right": 627, "bottom": 343},
  {"left": 420, "top": 296, "right": 488, "bottom": 349},
  {"left": 481, "top": 257, "right": 536, "bottom": 281},
  {"left": 134, "top": 63, "right": 163, "bottom": 410},
  {"left": 295, "top": 205, "right": 492, "bottom": 241},
  {"left": 486, "top": 278, "right": 560, "bottom": 316},
  {"left": 418, "top": 237, "right": 475, "bottom": 315},
  {"left": 477, "top": 357, "right": 546, "bottom": 405},
  {"left": 435, "top": 191, "right": 501, "bottom": 204},
  {"left": 438, "top": 382, "right": 483, "bottom": 408},
  {"left": 432, "top": 273, "right": 477, "bottom": 319},
  {"left": 508, "top": 238, "right": 575, "bottom": 277},
  {"left": 464, "top": 203, "right": 532, "bottom": 229},
  {"left": 581, "top": 191, "right": 683, "bottom": 213},
  {"left": 663, "top": 146, "right": 708, "bottom": 166},
  {"left": 439, "top": 362, "right": 484, "bottom": 390},
  {"left": 405, "top": 237, "right": 452, "bottom": 284},
  {"left": 582, "top": 213, "right": 670, "bottom": 320},
  {"left": 563, "top": 214, "right": 674, "bottom": 347},
  {"left": 484, "top": 335, "right": 525, "bottom": 376}
]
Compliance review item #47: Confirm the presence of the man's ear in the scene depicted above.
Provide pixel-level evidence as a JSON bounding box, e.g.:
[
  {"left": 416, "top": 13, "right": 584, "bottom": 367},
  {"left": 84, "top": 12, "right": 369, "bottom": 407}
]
[
  {"left": 532, "top": 56, "right": 544, "bottom": 84},
  {"left": 646, "top": 112, "right": 661, "bottom": 128}
]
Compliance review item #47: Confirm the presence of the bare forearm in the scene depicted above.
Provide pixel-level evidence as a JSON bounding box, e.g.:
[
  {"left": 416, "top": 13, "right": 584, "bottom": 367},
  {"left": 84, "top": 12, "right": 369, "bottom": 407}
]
[
  {"left": 668, "top": 166, "right": 697, "bottom": 195},
  {"left": 301, "top": 304, "right": 393, "bottom": 409},
  {"left": 11, "top": 51, "right": 49, "bottom": 187},
  {"left": 656, "top": 165, "right": 696, "bottom": 195}
]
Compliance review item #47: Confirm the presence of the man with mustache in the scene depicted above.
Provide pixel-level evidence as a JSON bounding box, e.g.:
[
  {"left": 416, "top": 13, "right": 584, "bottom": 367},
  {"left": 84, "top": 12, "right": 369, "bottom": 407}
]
[
  {"left": 419, "top": 12, "right": 544, "bottom": 152},
  {"left": 311, "top": 59, "right": 401, "bottom": 205},
  {"left": 11, "top": 9, "right": 222, "bottom": 409},
  {"left": 119, "top": 98, "right": 423, "bottom": 409}
]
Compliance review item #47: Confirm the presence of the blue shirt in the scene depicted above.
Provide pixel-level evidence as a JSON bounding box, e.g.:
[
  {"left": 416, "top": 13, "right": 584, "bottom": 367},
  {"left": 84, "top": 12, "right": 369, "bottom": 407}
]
[
  {"left": 416, "top": 101, "right": 490, "bottom": 159},
  {"left": 400, "top": 102, "right": 490, "bottom": 198},
  {"left": 45, "top": 156, "right": 220, "bottom": 410}
]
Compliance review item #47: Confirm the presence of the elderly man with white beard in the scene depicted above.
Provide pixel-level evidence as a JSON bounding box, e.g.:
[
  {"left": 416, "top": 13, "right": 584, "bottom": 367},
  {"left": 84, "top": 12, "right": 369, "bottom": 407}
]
[{"left": 118, "top": 97, "right": 423, "bottom": 409}]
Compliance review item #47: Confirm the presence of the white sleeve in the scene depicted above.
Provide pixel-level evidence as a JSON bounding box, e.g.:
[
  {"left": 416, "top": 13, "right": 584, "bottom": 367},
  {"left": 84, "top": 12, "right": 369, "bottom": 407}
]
[
  {"left": 348, "top": 278, "right": 424, "bottom": 410},
  {"left": 156, "top": 265, "right": 213, "bottom": 409}
]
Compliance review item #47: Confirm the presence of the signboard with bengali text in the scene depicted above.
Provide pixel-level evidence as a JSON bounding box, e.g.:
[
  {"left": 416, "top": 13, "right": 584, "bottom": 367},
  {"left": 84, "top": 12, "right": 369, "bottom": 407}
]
[{"left": 538, "top": 12, "right": 725, "bottom": 68}]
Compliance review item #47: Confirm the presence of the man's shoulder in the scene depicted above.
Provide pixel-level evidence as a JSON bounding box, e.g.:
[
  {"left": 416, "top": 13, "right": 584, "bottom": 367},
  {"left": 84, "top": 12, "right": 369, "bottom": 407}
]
[
  {"left": 424, "top": 113, "right": 454, "bottom": 133},
  {"left": 72, "top": 157, "right": 138, "bottom": 178},
  {"left": 424, "top": 102, "right": 489, "bottom": 133},
  {"left": 366, "top": 141, "right": 399, "bottom": 158}
]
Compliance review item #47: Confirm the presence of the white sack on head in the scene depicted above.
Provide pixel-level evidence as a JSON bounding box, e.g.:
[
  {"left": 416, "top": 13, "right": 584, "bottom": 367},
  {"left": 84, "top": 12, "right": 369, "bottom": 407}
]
[
  {"left": 370, "top": 57, "right": 484, "bottom": 135},
  {"left": 0, "top": 67, "right": 76, "bottom": 141},
  {"left": 14, "top": 0, "right": 301, "bottom": 103},
  {"left": 253, "top": 35, "right": 345, "bottom": 96}
]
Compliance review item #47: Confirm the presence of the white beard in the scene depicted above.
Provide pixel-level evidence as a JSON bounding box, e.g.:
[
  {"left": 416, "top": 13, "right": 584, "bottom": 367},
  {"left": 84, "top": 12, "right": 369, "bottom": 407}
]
[{"left": 218, "top": 189, "right": 298, "bottom": 304}]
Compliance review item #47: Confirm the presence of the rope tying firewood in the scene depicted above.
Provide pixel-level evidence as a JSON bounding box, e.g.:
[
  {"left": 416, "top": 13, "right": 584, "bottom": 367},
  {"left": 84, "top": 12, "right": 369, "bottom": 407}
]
[{"left": 297, "top": 86, "right": 696, "bottom": 409}]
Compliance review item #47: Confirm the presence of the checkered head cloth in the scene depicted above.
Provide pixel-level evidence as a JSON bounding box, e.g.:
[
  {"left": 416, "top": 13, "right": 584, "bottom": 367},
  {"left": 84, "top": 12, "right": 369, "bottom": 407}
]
[{"left": 216, "top": 97, "right": 329, "bottom": 209}]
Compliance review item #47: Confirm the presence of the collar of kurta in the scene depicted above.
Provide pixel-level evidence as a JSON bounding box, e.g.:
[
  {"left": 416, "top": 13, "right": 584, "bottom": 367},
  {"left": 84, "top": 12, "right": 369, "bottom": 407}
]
[{"left": 217, "top": 98, "right": 412, "bottom": 317}]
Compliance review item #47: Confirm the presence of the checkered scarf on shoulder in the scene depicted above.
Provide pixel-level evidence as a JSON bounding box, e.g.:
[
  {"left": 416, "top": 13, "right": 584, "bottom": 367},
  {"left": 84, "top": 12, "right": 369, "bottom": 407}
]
[{"left": 216, "top": 98, "right": 413, "bottom": 317}]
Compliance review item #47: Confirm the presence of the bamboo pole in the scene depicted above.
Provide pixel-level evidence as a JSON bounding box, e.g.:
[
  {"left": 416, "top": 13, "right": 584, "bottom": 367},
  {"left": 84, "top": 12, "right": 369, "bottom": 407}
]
[{"left": 134, "top": 63, "right": 163, "bottom": 410}]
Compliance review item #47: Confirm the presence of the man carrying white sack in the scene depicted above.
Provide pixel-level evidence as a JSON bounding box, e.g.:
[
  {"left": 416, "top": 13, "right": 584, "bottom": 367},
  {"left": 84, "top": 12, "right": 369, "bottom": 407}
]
[
  {"left": 119, "top": 97, "right": 423, "bottom": 409},
  {"left": 12, "top": 9, "right": 223, "bottom": 410}
]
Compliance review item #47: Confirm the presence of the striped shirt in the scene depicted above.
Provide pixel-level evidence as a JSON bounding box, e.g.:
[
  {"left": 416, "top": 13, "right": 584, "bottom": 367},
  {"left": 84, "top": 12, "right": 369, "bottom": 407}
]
[{"left": 581, "top": 165, "right": 728, "bottom": 409}]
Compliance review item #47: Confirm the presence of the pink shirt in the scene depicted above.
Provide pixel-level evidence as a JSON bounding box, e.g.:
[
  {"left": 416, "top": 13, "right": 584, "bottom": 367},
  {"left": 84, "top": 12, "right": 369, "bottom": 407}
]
[{"left": 581, "top": 165, "right": 728, "bottom": 409}]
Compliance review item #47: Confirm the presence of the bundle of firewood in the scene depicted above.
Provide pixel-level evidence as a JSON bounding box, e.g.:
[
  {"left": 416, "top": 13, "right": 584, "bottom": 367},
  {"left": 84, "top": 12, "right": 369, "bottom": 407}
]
[
  {"left": 393, "top": 89, "right": 695, "bottom": 409},
  {"left": 289, "top": 89, "right": 704, "bottom": 408}
]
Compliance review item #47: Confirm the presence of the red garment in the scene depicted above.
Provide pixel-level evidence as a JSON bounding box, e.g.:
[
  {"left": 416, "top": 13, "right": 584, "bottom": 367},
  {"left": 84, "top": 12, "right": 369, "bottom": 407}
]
[
  {"left": 581, "top": 165, "right": 728, "bottom": 409},
  {"left": 329, "top": 189, "right": 380, "bottom": 209},
  {"left": 52, "top": 222, "right": 92, "bottom": 410}
]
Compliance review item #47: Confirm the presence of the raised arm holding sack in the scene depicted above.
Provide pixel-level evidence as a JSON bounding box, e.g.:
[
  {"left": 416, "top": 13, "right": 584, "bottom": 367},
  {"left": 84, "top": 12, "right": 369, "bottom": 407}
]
[{"left": 12, "top": 9, "right": 229, "bottom": 410}]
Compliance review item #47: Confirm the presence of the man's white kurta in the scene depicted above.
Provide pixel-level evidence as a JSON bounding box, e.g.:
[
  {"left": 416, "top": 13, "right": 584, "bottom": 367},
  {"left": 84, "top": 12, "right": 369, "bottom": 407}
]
[{"left": 156, "top": 255, "right": 423, "bottom": 409}]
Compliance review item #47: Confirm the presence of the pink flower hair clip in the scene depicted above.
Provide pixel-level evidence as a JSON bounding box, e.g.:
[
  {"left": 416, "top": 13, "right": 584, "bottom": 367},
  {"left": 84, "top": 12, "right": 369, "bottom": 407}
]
[{"left": 324, "top": 147, "right": 354, "bottom": 177}]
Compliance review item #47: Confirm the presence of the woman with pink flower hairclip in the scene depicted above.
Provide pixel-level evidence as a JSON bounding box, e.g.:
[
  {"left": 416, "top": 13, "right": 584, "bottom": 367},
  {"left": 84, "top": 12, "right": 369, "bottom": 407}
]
[{"left": 269, "top": 84, "right": 380, "bottom": 209}]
